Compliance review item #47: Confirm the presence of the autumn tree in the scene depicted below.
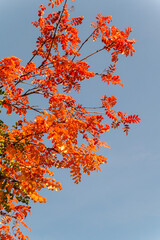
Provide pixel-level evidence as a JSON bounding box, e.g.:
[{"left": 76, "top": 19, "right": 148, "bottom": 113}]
[{"left": 0, "top": 0, "right": 140, "bottom": 239}]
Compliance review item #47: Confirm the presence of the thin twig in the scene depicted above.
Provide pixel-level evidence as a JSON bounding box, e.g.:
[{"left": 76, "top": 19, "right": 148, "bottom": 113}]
[
  {"left": 22, "top": 82, "right": 37, "bottom": 87},
  {"left": 79, "top": 42, "right": 114, "bottom": 62},
  {"left": 84, "top": 111, "right": 105, "bottom": 115},
  {"left": 21, "top": 88, "right": 41, "bottom": 97},
  {"left": 79, "top": 46, "right": 105, "bottom": 62},
  {"left": 72, "top": 28, "right": 98, "bottom": 62},
  {"left": 84, "top": 106, "right": 104, "bottom": 109}
]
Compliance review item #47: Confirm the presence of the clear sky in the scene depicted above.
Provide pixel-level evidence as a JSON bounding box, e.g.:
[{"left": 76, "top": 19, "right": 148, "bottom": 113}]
[{"left": 1, "top": 0, "right": 160, "bottom": 239}]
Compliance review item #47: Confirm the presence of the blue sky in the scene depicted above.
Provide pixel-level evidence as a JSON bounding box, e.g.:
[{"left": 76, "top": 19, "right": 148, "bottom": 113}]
[{"left": 1, "top": 0, "right": 160, "bottom": 239}]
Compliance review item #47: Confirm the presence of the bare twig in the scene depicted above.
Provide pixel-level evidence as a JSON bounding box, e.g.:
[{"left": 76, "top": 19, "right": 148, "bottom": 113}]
[
  {"left": 21, "top": 88, "right": 41, "bottom": 97},
  {"left": 79, "top": 46, "right": 105, "bottom": 62},
  {"left": 79, "top": 42, "right": 114, "bottom": 62},
  {"left": 84, "top": 106, "right": 104, "bottom": 109},
  {"left": 72, "top": 28, "right": 98, "bottom": 62}
]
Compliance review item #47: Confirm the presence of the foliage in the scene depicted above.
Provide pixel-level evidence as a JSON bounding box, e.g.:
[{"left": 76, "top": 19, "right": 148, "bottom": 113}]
[{"left": 0, "top": 0, "right": 140, "bottom": 239}]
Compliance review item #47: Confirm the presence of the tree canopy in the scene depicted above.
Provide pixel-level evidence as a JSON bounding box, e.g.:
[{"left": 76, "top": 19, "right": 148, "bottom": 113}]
[{"left": 0, "top": 0, "right": 140, "bottom": 239}]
